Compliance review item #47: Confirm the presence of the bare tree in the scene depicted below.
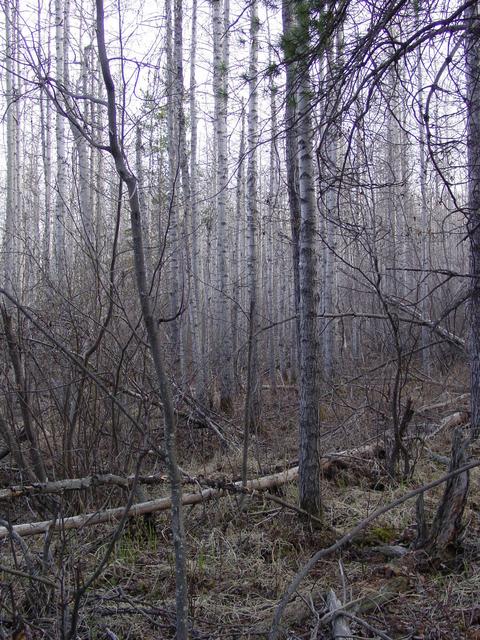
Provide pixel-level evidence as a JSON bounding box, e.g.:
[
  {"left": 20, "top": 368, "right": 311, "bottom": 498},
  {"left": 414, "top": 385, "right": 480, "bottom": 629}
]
[{"left": 95, "top": 1, "right": 189, "bottom": 635}]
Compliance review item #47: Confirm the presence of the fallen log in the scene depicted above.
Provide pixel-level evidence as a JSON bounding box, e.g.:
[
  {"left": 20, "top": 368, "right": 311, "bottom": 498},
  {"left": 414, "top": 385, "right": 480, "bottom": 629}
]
[
  {"left": 424, "top": 411, "right": 470, "bottom": 440},
  {"left": 0, "top": 442, "right": 391, "bottom": 538},
  {"left": 0, "top": 467, "right": 300, "bottom": 539},
  {"left": 0, "top": 473, "right": 170, "bottom": 501},
  {"left": 0, "top": 443, "right": 382, "bottom": 503}
]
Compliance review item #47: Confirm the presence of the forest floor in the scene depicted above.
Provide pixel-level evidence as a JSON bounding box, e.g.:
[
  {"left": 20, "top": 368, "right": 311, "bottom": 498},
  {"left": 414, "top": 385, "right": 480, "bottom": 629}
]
[{"left": 1, "top": 364, "right": 480, "bottom": 639}]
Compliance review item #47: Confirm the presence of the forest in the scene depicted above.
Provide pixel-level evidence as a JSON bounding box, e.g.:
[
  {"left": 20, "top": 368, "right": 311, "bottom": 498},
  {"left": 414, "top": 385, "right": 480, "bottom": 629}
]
[{"left": 0, "top": 0, "right": 479, "bottom": 638}]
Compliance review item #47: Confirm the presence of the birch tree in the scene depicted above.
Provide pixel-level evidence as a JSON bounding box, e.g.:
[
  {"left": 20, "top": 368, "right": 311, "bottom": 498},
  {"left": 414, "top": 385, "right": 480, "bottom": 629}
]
[
  {"left": 245, "top": 0, "right": 261, "bottom": 431},
  {"left": 54, "top": 0, "right": 68, "bottom": 280},
  {"left": 212, "top": 0, "right": 234, "bottom": 411},
  {"left": 3, "top": 0, "right": 16, "bottom": 295}
]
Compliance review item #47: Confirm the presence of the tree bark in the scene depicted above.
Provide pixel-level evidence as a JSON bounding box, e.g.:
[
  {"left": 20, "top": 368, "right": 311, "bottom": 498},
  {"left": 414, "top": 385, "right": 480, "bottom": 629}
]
[
  {"left": 54, "top": 0, "right": 68, "bottom": 281},
  {"left": 289, "top": 2, "right": 322, "bottom": 517},
  {"left": 282, "top": 0, "right": 301, "bottom": 364},
  {"left": 466, "top": 2, "right": 480, "bottom": 440},
  {"left": 422, "top": 428, "right": 469, "bottom": 552},
  {"left": 212, "top": 0, "right": 234, "bottom": 412},
  {"left": 245, "top": 0, "right": 261, "bottom": 431}
]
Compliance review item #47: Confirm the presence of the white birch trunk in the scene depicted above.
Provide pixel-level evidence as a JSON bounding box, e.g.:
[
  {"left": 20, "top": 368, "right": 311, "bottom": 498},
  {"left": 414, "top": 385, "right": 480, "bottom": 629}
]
[
  {"left": 245, "top": 0, "right": 261, "bottom": 430},
  {"left": 3, "top": 0, "right": 16, "bottom": 295},
  {"left": 54, "top": 0, "right": 68, "bottom": 281},
  {"left": 212, "top": 0, "right": 234, "bottom": 411},
  {"left": 70, "top": 46, "right": 94, "bottom": 249},
  {"left": 416, "top": 2, "right": 431, "bottom": 370}
]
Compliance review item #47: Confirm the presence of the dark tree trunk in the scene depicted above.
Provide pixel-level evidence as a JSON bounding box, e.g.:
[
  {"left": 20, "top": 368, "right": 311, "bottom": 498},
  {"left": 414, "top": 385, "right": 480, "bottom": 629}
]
[
  {"left": 422, "top": 428, "right": 469, "bottom": 552},
  {"left": 466, "top": 3, "right": 480, "bottom": 440}
]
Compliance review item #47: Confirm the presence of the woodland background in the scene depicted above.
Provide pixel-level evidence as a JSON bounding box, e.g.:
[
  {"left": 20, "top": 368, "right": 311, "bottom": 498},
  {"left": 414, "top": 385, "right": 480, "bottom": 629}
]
[{"left": 0, "top": 0, "right": 479, "bottom": 639}]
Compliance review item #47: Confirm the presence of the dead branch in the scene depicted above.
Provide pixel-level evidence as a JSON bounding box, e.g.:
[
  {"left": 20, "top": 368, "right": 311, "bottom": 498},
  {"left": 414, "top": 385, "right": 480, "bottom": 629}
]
[
  {"left": 0, "top": 473, "right": 169, "bottom": 501},
  {"left": 384, "top": 295, "right": 465, "bottom": 350},
  {"left": 0, "top": 563, "right": 55, "bottom": 587},
  {"left": 253, "top": 576, "right": 407, "bottom": 634},
  {"left": 0, "top": 467, "right": 300, "bottom": 539},
  {"left": 418, "top": 393, "right": 469, "bottom": 413},
  {"left": 339, "top": 611, "right": 393, "bottom": 640}
]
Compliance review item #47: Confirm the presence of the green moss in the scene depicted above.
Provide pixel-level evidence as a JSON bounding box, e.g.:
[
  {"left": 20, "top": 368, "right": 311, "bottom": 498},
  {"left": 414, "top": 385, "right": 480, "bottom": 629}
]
[{"left": 363, "top": 524, "right": 397, "bottom": 544}]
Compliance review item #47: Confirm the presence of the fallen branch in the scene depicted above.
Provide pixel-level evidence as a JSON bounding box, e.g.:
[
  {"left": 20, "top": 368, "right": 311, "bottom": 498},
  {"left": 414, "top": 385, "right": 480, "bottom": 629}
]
[
  {"left": 0, "top": 473, "right": 170, "bottom": 501},
  {"left": 339, "top": 611, "right": 393, "bottom": 640},
  {"left": 384, "top": 295, "right": 465, "bottom": 350},
  {"left": 0, "top": 563, "right": 55, "bottom": 587},
  {"left": 418, "top": 393, "right": 469, "bottom": 413},
  {"left": 0, "top": 443, "right": 381, "bottom": 503},
  {"left": 252, "top": 577, "right": 406, "bottom": 634},
  {"left": 0, "top": 467, "right": 300, "bottom": 539}
]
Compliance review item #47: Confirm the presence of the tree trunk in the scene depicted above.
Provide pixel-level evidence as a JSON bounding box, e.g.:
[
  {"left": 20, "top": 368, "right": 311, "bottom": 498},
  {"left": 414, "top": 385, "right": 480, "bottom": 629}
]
[
  {"left": 187, "top": 0, "right": 207, "bottom": 400},
  {"left": 95, "top": 2, "right": 189, "bottom": 636},
  {"left": 287, "top": 2, "right": 322, "bottom": 517},
  {"left": 282, "top": 0, "right": 301, "bottom": 364},
  {"left": 416, "top": 1, "right": 431, "bottom": 371},
  {"left": 422, "top": 428, "right": 469, "bottom": 552},
  {"left": 54, "top": 0, "right": 68, "bottom": 281},
  {"left": 245, "top": 0, "right": 261, "bottom": 431},
  {"left": 212, "top": 0, "right": 234, "bottom": 412},
  {"left": 3, "top": 0, "right": 16, "bottom": 295},
  {"left": 466, "top": 2, "right": 480, "bottom": 440}
]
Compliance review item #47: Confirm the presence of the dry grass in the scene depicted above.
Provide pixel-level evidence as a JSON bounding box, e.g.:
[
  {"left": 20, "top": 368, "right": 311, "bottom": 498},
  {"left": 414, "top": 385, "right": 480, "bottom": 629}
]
[{"left": 1, "top": 376, "right": 480, "bottom": 639}]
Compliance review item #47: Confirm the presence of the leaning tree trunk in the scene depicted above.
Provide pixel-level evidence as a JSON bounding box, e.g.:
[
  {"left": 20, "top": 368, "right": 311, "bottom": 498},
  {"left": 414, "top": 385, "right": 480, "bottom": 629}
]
[{"left": 95, "top": 2, "right": 189, "bottom": 637}]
